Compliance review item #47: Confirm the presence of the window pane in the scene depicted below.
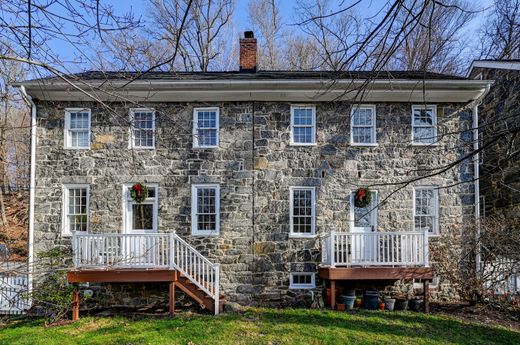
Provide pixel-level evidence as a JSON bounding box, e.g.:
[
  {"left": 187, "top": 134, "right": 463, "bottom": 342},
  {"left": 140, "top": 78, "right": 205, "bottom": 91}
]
[
  {"left": 415, "top": 189, "right": 436, "bottom": 233},
  {"left": 197, "top": 129, "right": 217, "bottom": 146},
  {"left": 353, "top": 127, "right": 373, "bottom": 144},
  {"left": 293, "top": 108, "right": 313, "bottom": 125},
  {"left": 132, "top": 204, "right": 154, "bottom": 230},
  {"left": 413, "top": 127, "right": 435, "bottom": 144},
  {"left": 413, "top": 108, "right": 433, "bottom": 126},
  {"left": 70, "top": 112, "right": 89, "bottom": 129},
  {"left": 352, "top": 108, "right": 373, "bottom": 126},
  {"left": 293, "top": 127, "right": 313, "bottom": 144}
]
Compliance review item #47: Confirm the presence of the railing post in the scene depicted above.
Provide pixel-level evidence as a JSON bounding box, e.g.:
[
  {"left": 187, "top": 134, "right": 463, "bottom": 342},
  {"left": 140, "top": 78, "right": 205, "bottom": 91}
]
[
  {"left": 423, "top": 230, "right": 429, "bottom": 267},
  {"left": 72, "top": 231, "right": 78, "bottom": 268},
  {"left": 330, "top": 230, "right": 336, "bottom": 268},
  {"left": 169, "top": 232, "right": 175, "bottom": 270},
  {"left": 214, "top": 263, "right": 220, "bottom": 315}
]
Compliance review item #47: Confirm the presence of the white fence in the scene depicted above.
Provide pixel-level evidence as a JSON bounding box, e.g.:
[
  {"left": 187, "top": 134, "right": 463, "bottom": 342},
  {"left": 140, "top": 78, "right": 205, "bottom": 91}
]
[
  {"left": 0, "top": 274, "right": 29, "bottom": 315},
  {"left": 321, "top": 231, "right": 429, "bottom": 267},
  {"left": 72, "top": 232, "right": 220, "bottom": 314}
]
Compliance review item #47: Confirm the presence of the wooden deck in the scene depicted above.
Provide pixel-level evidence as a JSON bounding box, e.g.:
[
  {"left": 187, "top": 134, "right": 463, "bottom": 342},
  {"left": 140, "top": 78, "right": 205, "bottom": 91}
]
[
  {"left": 318, "top": 266, "right": 434, "bottom": 313},
  {"left": 67, "top": 268, "right": 225, "bottom": 320}
]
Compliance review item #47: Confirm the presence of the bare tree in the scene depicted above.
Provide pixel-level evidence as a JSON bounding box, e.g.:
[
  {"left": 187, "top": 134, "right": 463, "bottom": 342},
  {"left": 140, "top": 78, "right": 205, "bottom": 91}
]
[
  {"left": 149, "top": 0, "right": 235, "bottom": 72},
  {"left": 479, "top": 0, "right": 520, "bottom": 60},
  {"left": 379, "top": 0, "right": 474, "bottom": 75},
  {"left": 248, "top": 0, "right": 283, "bottom": 70}
]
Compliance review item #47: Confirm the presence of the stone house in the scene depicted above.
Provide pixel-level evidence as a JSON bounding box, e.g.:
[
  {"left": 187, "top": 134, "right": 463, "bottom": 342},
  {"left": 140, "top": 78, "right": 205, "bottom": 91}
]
[{"left": 16, "top": 33, "right": 492, "bottom": 316}]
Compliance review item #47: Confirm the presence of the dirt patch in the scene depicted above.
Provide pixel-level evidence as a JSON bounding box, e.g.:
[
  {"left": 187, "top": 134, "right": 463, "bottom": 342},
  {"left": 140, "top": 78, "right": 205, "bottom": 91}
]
[
  {"left": 432, "top": 302, "right": 520, "bottom": 331},
  {"left": 0, "top": 191, "right": 28, "bottom": 263}
]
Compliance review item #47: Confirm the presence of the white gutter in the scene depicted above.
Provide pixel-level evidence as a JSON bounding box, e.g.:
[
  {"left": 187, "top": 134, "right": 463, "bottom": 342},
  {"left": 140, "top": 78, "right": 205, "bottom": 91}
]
[
  {"left": 473, "top": 83, "right": 491, "bottom": 276},
  {"left": 19, "top": 85, "right": 36, "bottom": 298}
]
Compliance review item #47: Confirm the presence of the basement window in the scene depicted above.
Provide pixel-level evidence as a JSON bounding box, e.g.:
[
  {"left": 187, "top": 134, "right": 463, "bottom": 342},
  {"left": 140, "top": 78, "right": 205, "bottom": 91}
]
[
  {"left": 64, "top": 108, "right": 91, "bottom": 149},
  {"left": 289, "top": 272, "right": 316, "bottom": 289},
  {"left": 290, "top": 105, "right": 316, "bottom": 145}
]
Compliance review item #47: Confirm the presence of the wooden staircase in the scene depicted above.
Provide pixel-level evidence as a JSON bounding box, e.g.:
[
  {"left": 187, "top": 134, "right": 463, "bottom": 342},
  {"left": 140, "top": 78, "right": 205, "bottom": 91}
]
[{"left": 176, "top": 274, "right": 226, "bottom": 314}]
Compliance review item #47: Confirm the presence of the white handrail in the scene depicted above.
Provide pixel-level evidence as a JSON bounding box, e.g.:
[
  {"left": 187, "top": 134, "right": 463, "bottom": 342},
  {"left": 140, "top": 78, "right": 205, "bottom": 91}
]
[
  {"left": 72, "top": 232, "right": 221, "bottom": 313},
  {"left": 320, "top": 231, "right": 429, "bottom": 267}
]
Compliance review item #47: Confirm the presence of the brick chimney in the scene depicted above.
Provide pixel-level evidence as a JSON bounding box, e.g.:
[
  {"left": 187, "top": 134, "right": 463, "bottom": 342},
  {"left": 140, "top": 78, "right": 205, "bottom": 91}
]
[{"left": 239, "top": 31, "right": 257, "bottom": 73}]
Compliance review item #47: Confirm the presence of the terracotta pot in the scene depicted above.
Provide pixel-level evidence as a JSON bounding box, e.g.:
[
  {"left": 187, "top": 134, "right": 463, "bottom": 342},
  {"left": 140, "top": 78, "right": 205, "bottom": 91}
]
[
  {"left": 379, "top": 302, "right": 385, "bottom": 310},
  {"left": 336, "top": 303, "right": 346, "bottom": 311}
]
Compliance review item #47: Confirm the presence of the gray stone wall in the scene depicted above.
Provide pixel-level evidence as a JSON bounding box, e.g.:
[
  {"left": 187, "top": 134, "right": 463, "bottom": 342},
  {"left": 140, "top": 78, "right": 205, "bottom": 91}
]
[{"left": 33, "top": 100, "right": 475, "bottom": 306}]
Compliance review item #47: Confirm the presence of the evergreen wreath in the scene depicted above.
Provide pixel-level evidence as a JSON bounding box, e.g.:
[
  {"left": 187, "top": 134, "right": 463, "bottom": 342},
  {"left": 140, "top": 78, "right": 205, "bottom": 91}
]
[
  {"left": 130, "top": 182, "right": 149, "bottom": 203},
  {"left": 354, "top": 187, "right": 372, "bottom": 208}
]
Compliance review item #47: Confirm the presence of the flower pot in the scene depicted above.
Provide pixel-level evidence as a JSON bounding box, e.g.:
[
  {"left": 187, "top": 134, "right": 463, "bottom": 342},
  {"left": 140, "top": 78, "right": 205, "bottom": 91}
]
[
  {"left": 365, "top": 290, "right": 379, "bottom": 310},
  {"left": 322, "top": 288, "right": 340, "bottom": 307},
  {"left": 342, "top": 295, "right": 356, "bottom": 310},
  {"left": 354, "top": 298, "right": 362, "bottom": 309},
  {"left": 379, "top": 302, "right": 385, "bottom": 310},
  {"left": 337, "top": 303, "right": 346, "bottom": 311},
  {"left": 394, "top": 298, "right": 409, "bottom": 311},
  {"left": 409, "top": 299, "right": 423, "bottom": 312},
  {"left": 384, "top": 298, "right": 396, "bottom": 311}
]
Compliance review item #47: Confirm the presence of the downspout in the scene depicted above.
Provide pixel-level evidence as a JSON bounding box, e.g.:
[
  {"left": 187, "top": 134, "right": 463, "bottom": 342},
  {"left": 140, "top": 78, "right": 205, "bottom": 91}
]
[
  {"left": 473, "top": 83, "right": 491, "bottom": 277},
  {"left": 19, "top": 85, "right": 36, "bottom": 298}
]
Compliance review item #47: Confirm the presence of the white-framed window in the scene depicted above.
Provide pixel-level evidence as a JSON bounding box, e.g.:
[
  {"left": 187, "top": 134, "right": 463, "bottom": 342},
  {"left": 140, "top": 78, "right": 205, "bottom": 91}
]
[
  {"left": 123, "top": 183, "right": 159, "bottom": 233},
  {"left": 349, "top": 190, "right": 378, "bottom": 232},
  {"left": 413, "top": 276, "right": 440, "bottom": 289},
  {"left": 64, "top": 108, "right": 91, "bottom": 149},
  {"left": 191, "top": 184, "right": 220, "bottom": 236},
  {"left": 290, "top": 187, "right": 316, "bottom": 237},
  {"left": 61, "top": 184, "right": 90, "bottom": 236},
  {"left": 412, "top": 105, "right": 437, "bottom": 145},
  {"left": 290, "top": 105, "right": 316, "bottom": 145},
  {"left": 351, "top": 105, "right": 377, "bottom": 145},
  {"left": 193, "top": 107, "right": 219, "bottom": 148},
  {"left": 289, "top": 272, "right": 316, "bottom": 289},
  {"left": 130, "top": 108, "right": 155, "bottom": 149},
  {"left": 413, "top": 187, "right": 439, "bottom": 235}
]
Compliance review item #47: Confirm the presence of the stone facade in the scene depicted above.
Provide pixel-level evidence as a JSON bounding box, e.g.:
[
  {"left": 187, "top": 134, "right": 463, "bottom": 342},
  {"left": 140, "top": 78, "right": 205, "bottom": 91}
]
[
  {"left": 32, "top": 100, "right": 475, "bottom": 306},
  {"left": 470, "top": 67, "right": 520, "bottom": 220}
]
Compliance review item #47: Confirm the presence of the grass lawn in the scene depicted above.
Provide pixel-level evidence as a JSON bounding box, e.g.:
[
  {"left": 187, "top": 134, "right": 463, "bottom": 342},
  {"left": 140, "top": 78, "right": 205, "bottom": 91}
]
[{"left": 1, "top": 308, "right": 519, "bottom": 345}]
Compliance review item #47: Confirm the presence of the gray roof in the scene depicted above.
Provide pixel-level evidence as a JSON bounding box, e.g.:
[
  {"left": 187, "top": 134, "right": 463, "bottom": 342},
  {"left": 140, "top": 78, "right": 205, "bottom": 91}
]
[{"left": 24, "top": 70, "right": 468, "bottom": 83}]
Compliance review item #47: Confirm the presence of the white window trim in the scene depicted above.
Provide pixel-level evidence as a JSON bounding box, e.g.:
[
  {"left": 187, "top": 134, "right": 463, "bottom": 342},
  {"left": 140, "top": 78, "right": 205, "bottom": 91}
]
[
  {"left": 122, "top": 183, "right": 159, "bottom": 234},
  {"left": 290, "top": 105, "right": 317, "bottom": 146},
  {"left": 349, "top": 190, "right": 378, "bottom": 232},
  {"left": 289, "top": 186, "right": 316, "bottom": 238},
  {"left": 64, "top": 108, "right": 91, "bottom": 149},
  {"left": 413, "top": 276, "right": 440, "bottom": 289},
  {"left": 350, "top": 104, "right": 378, "bottom": 146},
  {"left": 129, "top": 108, "right": 156, "bottom": 149},
  {"left": 289, "top": 272, "right": 316, "bottom": 289},
  {"left": 411, "top": 105, "right": 438, "bottom": 146},
  {"left": 413, "top": 186, "right": 440, "bottom": 236},
  {"left": 61, "top": 184, "right": 90, "bottom": 237},
  {"left": 191, "top": 184, "right": 221, "bottom": 236},
  {"left": 193, "top": 107, "right": 220, "bottom": 148}
]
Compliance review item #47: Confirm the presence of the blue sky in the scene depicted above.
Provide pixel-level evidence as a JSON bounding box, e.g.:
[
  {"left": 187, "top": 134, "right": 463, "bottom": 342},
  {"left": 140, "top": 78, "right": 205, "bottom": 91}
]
[{"left": 45, "top": 0, "right": 495, "bottom": 73}]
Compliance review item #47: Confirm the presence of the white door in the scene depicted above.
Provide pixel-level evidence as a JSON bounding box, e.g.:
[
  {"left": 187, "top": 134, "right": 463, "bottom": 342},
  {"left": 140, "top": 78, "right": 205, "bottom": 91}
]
[
  {"left": 122, "top": 184, "right": 158, "bottom": 266},
  {"left": 350, "top": 191, "right": 377, "bottom": 263}
]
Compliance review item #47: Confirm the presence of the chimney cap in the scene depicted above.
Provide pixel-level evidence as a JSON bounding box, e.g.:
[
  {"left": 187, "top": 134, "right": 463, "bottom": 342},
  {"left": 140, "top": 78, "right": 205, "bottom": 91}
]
[{"left": 244, "top": 31, "right": 254, "bottom": 39}]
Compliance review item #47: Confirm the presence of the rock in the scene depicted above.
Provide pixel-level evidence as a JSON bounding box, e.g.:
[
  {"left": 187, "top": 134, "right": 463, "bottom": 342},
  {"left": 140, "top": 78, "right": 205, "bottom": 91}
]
[{"left": 224, "top": 301, "right": 245, "bottom": 313}]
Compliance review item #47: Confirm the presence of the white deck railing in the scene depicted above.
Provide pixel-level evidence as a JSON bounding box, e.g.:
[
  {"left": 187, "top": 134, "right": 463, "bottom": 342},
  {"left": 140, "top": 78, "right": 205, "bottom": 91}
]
[
  {"left": 72, "top": 232, "right": 220, "bottom": 314},
  {"left": 321, "top": 231, "right": 429, "bottom": 267}
]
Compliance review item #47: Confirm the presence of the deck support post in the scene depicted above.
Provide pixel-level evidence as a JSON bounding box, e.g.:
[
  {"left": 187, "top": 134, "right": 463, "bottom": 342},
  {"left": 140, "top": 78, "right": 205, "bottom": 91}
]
[
  {"left": 169, "top": 281, "right": 175, "bottom": 316},
  {"left": 72, "top": 287, "right": 80, "bottom": 321},
  {"left": 330, "top": 280, "right": 336, "bottom": 310},
  {"left": 423, "top": 279, "right": 430, "bottom": 313}
]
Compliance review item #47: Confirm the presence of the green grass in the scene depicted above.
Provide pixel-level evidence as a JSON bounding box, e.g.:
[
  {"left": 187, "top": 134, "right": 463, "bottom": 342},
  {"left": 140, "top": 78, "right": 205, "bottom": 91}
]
[{"left": 1, "top": 308, "right": 519, "bottom": 345}]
